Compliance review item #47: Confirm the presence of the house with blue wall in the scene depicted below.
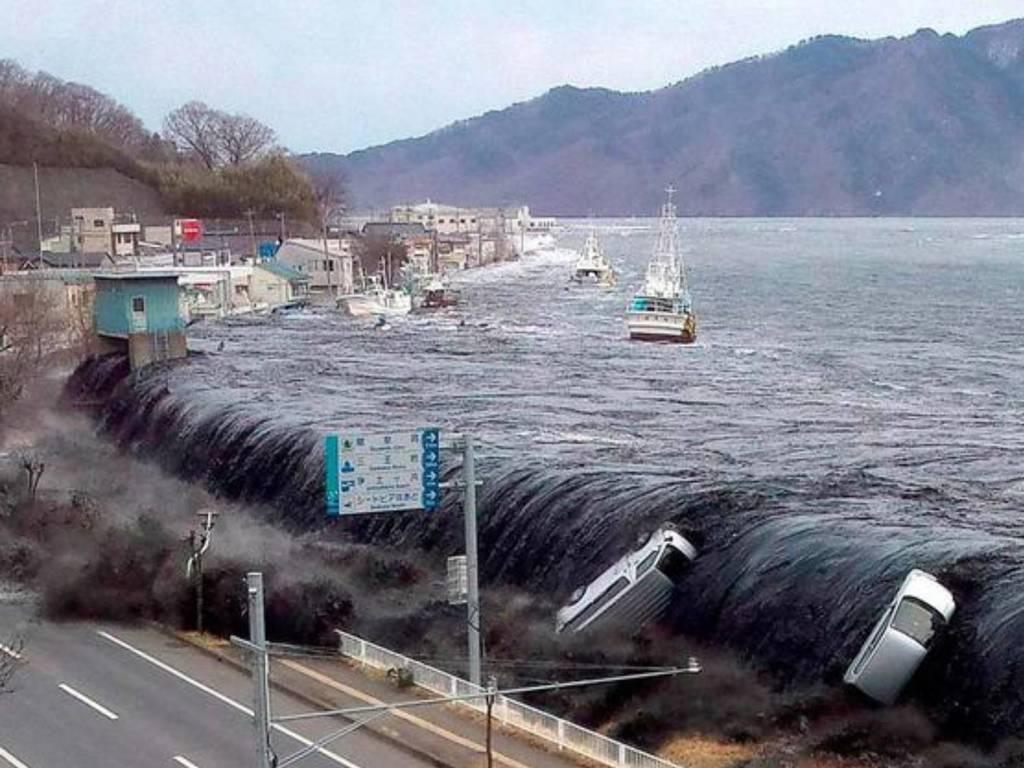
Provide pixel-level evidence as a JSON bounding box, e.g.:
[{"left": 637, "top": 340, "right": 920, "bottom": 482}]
[{"left": 94, "top": 272, "right": 187, "bottom": 369}]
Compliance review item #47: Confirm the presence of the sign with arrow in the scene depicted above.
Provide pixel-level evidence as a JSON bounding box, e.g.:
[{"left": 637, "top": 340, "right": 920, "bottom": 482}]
[{"left": 325, "top": 428, "right": 441, "bottom": 516}]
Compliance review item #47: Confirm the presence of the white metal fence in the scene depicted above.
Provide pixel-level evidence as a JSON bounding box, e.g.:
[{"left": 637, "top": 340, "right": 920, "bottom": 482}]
[{"left": 337, "top": 630, "right": 683, "bottom": 768}]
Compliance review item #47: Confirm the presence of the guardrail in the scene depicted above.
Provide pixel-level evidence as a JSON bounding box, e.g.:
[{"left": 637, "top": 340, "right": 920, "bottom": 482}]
[{"left": 337, "top": 630, "right": 683, "bottom": 768}]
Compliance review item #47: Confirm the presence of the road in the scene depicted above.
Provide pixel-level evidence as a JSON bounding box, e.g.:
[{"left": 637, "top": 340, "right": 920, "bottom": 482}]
[{"left": 0, "top": 607, "right": 432, "bottom": 768}]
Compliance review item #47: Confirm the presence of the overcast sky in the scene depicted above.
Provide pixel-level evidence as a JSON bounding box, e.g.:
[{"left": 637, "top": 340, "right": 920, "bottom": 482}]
[{"left": 4, "top": 1, "right": 1024, "bottom": 154}]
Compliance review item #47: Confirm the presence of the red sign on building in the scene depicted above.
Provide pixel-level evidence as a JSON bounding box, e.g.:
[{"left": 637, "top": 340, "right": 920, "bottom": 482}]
[{"left": 176, "top": 218, "right": 203, "bottom": 243}]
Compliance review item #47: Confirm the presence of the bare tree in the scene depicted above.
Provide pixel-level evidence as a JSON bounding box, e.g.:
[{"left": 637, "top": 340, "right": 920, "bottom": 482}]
[
  {"left": 0, "top": 279, "right": 63, "bottom": 417},
  {"left": 163, "top": 101, "right": 224, "bottom": 169},
  {"left": 217, "top": 113, "right": 276, "bottom": 165},
  {"left": 0, "top": 635, "right": 23, "bottom": 695},
  {"left": 17, "top": 451, "right": 45, "bottom": 501},
  {"left": 164, "top": 101, "right": 277, "bottom": 169}
]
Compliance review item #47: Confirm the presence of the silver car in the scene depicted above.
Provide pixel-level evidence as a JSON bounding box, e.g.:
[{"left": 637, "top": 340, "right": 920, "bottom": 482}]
[
  {"left": 556, "top": 527, "right": 697, "bottom": 635},
  {"left": 844, "top": 569, "right": 956, "bottom": 705}
]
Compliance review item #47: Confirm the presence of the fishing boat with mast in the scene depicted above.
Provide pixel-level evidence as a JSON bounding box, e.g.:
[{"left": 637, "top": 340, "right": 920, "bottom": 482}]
[
  {"left": 571, "top": 229, "right": 616, "bottom": 286},
  {"left": 625, "top": 187, "right": 697, "bottom": 343},
  {"left": 338, "top": 257, "right": 412, "bottom": 317}
]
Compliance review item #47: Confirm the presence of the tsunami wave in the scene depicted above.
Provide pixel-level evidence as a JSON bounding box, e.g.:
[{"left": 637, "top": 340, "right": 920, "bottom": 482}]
[{"left": 65, "top": 353, "right": 1024, "bottom": 742}]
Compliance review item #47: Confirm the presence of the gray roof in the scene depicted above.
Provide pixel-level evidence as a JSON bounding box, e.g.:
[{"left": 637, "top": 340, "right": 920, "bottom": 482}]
[{"left": 41, "top": 252, "right": 112, "bottom": 269}]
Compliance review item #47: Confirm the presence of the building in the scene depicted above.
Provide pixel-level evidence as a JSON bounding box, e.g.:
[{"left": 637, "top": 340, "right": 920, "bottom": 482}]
[
  {"left": 274, "top": 238, "right": 354, "bottom": 294},
  {"left": 69, "top": 208, "right": 141, "bottom": 257},
  {"left": 93, "top": 273, "right": 186, "bottom": 370},
  {"left": 250, "top": 260, "right": 310, "bottom": 308}
]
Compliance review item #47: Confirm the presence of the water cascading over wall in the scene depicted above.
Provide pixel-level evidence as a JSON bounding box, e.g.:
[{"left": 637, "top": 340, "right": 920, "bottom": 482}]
[{"left": 64, "top": 354, "right": 1024, "bottom": 742}]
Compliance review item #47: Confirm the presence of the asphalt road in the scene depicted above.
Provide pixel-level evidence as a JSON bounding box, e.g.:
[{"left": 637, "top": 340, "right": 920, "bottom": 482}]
[{"left": 0, "top": 607, "right": 432, "bottom": 768}]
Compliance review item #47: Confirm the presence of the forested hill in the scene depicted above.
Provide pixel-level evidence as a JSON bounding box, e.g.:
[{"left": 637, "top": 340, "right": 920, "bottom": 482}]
[{"left": 305, "top": 19, "right": 1024, "bottom": 216}]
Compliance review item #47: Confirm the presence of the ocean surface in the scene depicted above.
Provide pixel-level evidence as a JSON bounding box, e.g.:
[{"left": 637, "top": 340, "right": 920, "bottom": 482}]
[{"left": 75, "top": 218, "right": 1024, "bottom": 738}]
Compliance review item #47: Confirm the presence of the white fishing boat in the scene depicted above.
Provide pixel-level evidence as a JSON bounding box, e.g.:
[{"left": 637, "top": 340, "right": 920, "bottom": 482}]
[
  {"left": 338, "top": 274, "right": 412, "bottom": 317},
  {"left": 625, "top": 187, "right": 696, "bottom": 344},
  {"left": 571, "top": 230, "right": 616, "bottom": 286}
]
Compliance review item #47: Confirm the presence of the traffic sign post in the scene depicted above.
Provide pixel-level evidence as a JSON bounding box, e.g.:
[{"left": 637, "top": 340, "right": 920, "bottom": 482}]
[{"left": 323, "top": 428, "right": 481, "bottom": 686}]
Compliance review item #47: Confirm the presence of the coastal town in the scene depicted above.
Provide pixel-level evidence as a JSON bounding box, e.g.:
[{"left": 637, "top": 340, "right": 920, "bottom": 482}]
[{"left": 0, "top": 200, "right": 558, "bottom": 366}]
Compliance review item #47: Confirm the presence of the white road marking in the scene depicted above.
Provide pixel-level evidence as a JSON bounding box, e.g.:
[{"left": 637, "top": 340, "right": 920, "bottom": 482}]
[
  {"left": 0, "top": 644, "right": 21, "bottom": 661},
  {"left": 172, "top": 757, "right": 201, "bottom": 768},
  {"left": 0, "top": 746, "right": 30, "bottom": 768},
  {"left": 58, "top": 683, "right": 119, "bottom": 720},
  {"left": 97, "top": 631, "right": 361, "bottom": 768}
]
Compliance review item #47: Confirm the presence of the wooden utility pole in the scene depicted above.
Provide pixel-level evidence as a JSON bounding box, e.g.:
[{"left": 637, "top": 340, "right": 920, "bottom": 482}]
[{"left": 32, "top": 163, "right": 43, "bottom": 252}]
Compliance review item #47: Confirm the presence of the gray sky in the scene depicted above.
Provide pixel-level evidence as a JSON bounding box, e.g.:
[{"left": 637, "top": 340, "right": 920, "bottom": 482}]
[{"left": 5, "top": 1, "right": 1024, "bottom": 154}]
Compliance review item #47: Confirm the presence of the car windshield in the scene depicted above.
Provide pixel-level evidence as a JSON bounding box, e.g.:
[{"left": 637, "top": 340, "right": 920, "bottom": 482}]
[{"left": 891, "top": 597, "right": 944, "bottom": 648}]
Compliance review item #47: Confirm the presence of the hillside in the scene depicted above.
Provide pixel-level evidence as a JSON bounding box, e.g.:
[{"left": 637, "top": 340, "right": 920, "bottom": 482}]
[{"left": 306, "top": 19, "right": 1024, "bottom": 216}]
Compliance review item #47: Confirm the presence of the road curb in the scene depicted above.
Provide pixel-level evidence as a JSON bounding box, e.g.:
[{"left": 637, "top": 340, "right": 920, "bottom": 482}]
[{"left": 157, "top": 624, "right": 453, "bottom": 768}]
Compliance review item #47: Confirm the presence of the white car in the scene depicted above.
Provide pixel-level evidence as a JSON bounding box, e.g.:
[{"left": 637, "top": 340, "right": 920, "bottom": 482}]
[
  {"left": 556, "top": 527, "right": 697, "bottom": 635},
  {"left": 843, "top": 569, "right": 956, "bottom": 705}
]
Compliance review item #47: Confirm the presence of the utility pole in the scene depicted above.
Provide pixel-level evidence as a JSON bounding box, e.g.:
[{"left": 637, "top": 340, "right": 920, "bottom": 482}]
[
  {"left": 247, "top": 572, "right": 273, "bottom": 768},
  {"left": 462, "top": 436, "right": 482, "bottom": 687},
  {"left": 322, "top": 221, "right": 332, "bottom": 301},
  {"left": 32, "top": 162, "right": 43, "bottom": 253},
  {"left": 186, "top": 510, "right": 218, "bottom": 634},
  {"left": 277, "top": 211, "right": 286, "bottom": 242},
  {"left": 245, "top": 209, "right": 257, "bottom": 261}
]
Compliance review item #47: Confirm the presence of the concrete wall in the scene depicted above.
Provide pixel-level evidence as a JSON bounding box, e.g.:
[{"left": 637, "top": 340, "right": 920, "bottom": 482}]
[{"left": 127, "top": 330, "right": 187, "bottom": 370}]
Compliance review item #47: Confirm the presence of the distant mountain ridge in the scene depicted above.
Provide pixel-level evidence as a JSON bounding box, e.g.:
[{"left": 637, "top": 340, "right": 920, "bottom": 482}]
[{"left": 305, "top": 19, "right": 1024, "bottom": 216}]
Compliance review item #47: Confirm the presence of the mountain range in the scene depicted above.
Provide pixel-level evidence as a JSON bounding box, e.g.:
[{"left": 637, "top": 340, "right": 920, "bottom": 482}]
[{"left": 305, "top": 19, "right": 1024, "bottom": 216}]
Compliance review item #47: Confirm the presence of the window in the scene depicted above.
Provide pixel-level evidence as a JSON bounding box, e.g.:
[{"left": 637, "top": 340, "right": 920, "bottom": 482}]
[
  {"left": 891, "top": 598, "right": 943, "bottom": 648},
  {"left": 93, "top": 219, "right": 105, "bottom": 228},
  {"left": 132, "top": 296, "right": 145, "bottom": 313},
  {"left": 563, "top": 576, "right": 630, "bottom": 632},
  {"left": 635, "top": 549, "right": 659, "bottom": 577}
]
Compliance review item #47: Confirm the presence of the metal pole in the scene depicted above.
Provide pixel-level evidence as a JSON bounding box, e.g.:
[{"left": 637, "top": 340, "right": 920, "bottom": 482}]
[
  {"left": 195, "top": 548, "right": 203, "bottom": 634},
  {"left": 463, "top": 437, "right": 482, "bottom": 687},
  {"left": 247, "top": 572, "right": 273, "bottom": 768},
  {"left": 485, "top": 676, "right": 496, "bottom": 768}
]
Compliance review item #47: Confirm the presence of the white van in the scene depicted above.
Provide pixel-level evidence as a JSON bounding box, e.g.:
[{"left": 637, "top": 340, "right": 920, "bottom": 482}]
[
  {"left": 843, "top": 569, "right": 956, "bottom": 705},
  {"left": 556, "top": 527, "right": 697, "bottom": 635}
]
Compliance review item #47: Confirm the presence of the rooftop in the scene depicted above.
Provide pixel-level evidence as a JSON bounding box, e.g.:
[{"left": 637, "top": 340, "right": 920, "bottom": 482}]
[
  {"left": 258, "top": 259, "right": 310, "bottom": 282},
  {"left": 94, "top": 271, "right": 182, "bottom": 281}
]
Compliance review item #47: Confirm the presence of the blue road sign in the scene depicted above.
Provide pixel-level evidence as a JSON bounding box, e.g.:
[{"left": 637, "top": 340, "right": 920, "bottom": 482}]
[{"left": 326, "top": 428, "right": 441, "bottom": 516}]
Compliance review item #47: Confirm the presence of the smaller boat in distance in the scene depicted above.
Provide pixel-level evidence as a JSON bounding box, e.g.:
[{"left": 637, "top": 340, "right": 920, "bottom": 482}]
[
  {"left": 416, "top": 274, "right": 460, "bottom": 309},
  {"left": 625, "top": 186, "right": 697, "bottom": 343},
  {"left": 571, "top": 230, "right": 616, "bottom": 286}
]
